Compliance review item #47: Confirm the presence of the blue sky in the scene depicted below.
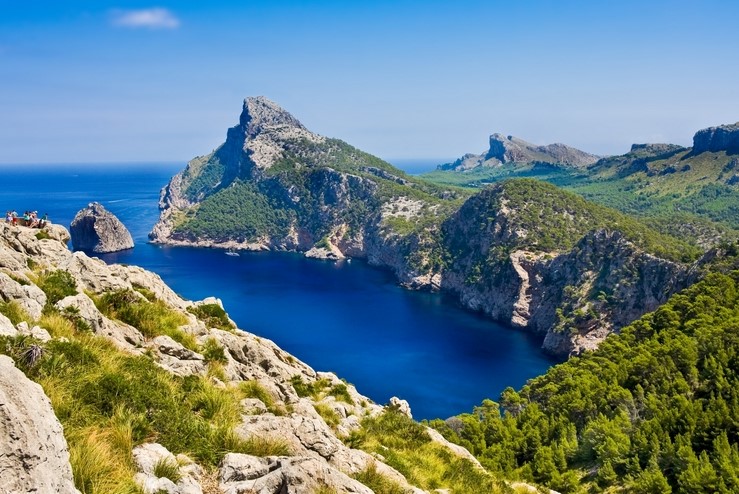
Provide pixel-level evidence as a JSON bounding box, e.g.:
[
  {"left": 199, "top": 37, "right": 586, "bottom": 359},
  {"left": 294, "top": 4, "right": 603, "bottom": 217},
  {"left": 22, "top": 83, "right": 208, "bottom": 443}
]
[{"left": 1, "top": 0, "right": 738, "bottom": 164}]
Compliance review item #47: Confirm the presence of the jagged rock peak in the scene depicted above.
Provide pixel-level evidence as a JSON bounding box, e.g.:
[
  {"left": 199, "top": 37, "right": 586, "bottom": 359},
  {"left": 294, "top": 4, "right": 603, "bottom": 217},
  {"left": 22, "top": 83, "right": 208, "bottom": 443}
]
[
  {"left": 70, "top": 202, "right": 134, "bottom": 253},
  {"left": 239, "top": 96, "right": 307, "bottom": 136},
  {"left": 439, "top": 133, "right": 599, "bottom": 171},
  {"left": 692, "top": 121, "right": 739, "bottom": 154},
  {"left": 486, "top": 133, "right": 599, "bottom": 167}
]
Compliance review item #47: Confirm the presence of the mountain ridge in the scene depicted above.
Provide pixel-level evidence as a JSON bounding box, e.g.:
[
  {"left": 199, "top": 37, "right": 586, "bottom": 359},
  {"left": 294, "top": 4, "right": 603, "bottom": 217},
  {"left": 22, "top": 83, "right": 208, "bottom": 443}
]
[
  {"left": 150, "top": 97, "right": 716, "bottom": 356},
  {"left": 438, "top": 133, "right": 600, "bottom": 171}
]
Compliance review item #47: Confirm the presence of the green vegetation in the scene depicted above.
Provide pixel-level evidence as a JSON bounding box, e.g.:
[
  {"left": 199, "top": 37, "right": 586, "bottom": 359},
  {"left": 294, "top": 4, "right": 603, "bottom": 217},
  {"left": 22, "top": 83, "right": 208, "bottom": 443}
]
[
  {"left": 174, "top": 181, "right": 295, "bottom": 241},
  {"left": 352, "top": 463, "right": 407, "bottom": 494},
  {"left": 0, "top": 300, "right": 32, "bottom": 325},
  {"left": 348, "top": 409, "right": 507, "bottom": 493},
  {"left": 431, "top": 270, "right": 739, "bottom": 493},
  {"left": 423, "top": 149, "right": 739, "bottom": 242},
  {"left": 35, "top": 269, "right": 78, "bottom": 309},
  {"left": 152, "top": 458, "right": 182, "bottom": 483},
  {"left": 187, "top": 303, "right": 234, "bottom": 331},
  {"left": 201, "top": 337, "right": 228, "bottom": 364},
  {"left": 444, "top": 179, "right": 701, "bottom": 262},
  {"left": 93, "top": 289, "right": 194, "bottom": 350},
  {"left": 0, "top": 328, "right": 290, "bottom": 494}
]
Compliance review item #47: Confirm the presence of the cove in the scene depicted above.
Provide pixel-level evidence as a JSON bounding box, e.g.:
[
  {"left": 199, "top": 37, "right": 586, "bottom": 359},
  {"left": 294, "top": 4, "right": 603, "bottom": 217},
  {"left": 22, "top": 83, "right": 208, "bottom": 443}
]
[{"left": 3, "top": 164, "right": 559, "bottom": 419}]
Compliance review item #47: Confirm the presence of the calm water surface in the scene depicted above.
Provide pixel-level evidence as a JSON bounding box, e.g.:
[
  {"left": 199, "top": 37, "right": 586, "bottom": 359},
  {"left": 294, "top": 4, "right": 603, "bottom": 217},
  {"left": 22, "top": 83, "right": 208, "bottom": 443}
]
[{"left": 2, "top": 163, "right": 559, "bottom": 419}]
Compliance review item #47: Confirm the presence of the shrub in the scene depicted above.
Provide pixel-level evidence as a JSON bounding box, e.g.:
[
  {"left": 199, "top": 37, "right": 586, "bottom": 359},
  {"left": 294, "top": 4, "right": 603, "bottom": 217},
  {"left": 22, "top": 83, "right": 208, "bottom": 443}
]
[
  {"left": 36, "top": 270, "right": 77, "bottom": 307},
  {"left": 201, "top": 338, "right": 228, "bottom": 364},
  {"left": 152, "top": 458, "right": 181, "bottom": 483},
  {"left": 328, "top": 383, "right": 354, "bottom": 404},
  {"left": 187, "top": 303, "right": 234, "bottom": 331},
  {"left": 0, "top": 300, "right": 31, "bottom": 325}
]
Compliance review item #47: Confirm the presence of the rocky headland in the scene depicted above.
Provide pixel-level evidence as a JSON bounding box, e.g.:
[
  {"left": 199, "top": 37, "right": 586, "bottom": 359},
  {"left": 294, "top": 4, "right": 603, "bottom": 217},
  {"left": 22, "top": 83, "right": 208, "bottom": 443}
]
[
  {"left": 0, "top": 221, "right": 501, "bottom": 493},
  {"left": 148, "top": 97, "right": 726, "bottom": 356},
  {"left": 70, "top": 202, "right": 134, "bottom": 253}
]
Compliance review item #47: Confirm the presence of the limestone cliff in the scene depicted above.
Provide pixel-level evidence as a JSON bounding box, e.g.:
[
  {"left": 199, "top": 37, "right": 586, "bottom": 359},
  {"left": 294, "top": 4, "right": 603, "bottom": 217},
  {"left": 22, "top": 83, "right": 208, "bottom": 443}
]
[
  {"left": 0, "top": 354, "right": 78, "bottom": 494},
  {"left": 692, "top": 121, "right": 739, "bottom": 154},
  {"left": 151, "top": 97, "right": 711, "bottom": 357},
  {"left": 1, "top": 221, "right": 493, "bottom": 493}
]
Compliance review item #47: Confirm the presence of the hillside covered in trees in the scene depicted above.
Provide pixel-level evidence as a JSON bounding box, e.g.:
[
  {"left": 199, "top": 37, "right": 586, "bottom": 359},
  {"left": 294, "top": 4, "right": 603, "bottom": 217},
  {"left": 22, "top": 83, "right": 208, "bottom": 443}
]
[{"left": 430, "top": 267, "right": 739, "bottom": 493}]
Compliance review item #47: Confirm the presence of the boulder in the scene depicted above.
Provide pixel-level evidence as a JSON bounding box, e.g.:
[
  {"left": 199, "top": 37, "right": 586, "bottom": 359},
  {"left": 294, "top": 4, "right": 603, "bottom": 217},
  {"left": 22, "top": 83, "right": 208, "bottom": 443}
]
[
  {"left": 133, "top": 443, "right": 203, "bottom": 494},
  {"left": 692, "top": 122, "right": 739, "bottom": 154},
  {"left": 70, "top": 202, "right": 134, "bottom": 253},
  {"left": 0, "top": 355, "right": 78, "bottom": 493},
  {"left": 219, "top": 454, "right": 374, "bottom": 494}
]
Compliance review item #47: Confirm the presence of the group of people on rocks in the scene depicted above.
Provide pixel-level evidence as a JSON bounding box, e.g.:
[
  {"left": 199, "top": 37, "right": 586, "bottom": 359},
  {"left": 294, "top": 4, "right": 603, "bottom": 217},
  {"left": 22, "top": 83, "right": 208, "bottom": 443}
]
[{"left": 5, "top": 210, "right": 49, "bottom": 228}]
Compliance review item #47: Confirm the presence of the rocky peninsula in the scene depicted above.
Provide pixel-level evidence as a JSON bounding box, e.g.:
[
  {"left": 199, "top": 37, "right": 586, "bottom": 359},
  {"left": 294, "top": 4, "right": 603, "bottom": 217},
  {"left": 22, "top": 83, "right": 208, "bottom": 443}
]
[{"left": 149, "top": 97, "right": 717, "bottom": 356}]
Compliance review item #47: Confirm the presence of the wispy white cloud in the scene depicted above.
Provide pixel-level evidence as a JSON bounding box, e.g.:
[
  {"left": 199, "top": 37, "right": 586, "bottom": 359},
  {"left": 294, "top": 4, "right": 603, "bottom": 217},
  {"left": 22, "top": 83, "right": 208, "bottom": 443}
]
[{"left": 110, "top": 8, "right": 180, "bottom": 30}]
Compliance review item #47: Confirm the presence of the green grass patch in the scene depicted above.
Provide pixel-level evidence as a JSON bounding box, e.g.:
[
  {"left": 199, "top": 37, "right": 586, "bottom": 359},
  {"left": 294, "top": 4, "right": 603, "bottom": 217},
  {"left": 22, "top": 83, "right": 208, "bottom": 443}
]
[
  {"left": 352, "top": 463, "right": 407, "bottom": 494},
  {"left": 93, "top": 289, "right": 195, "bottom": 350},
  {"left": 152, "top": 458, "right": 182, "bottom": 483},
  {"left": 348, "top": 410, "right": 504, "bottom": 493},
  {"left": 35, "top": 269, "right": 78, "bottom": 309},
  {"left": 187, "top": 303, "right": 234, "bottom": 331},
  {"left": 0, "top": 300, "right": 31, "bottom": 325}
]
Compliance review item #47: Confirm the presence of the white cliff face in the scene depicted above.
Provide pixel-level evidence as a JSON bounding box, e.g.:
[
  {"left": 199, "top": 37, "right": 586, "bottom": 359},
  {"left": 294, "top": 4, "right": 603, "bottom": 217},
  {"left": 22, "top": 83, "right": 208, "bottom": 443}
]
[{"left": 0, "top": 355, "right": 78, "bottom": 494}]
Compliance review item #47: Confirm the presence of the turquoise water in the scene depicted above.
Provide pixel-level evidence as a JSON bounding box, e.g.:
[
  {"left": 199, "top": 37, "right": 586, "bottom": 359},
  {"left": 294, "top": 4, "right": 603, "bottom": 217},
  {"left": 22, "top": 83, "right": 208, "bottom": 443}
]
[{"left": 2, "top": 163, "right": 558, "bottom": 419}]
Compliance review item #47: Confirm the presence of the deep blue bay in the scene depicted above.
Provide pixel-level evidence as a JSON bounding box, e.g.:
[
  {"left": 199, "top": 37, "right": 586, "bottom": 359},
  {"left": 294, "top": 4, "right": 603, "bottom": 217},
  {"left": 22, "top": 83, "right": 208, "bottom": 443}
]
[{"left": 2, "top": 163, "right": 559, "bottom": 419}]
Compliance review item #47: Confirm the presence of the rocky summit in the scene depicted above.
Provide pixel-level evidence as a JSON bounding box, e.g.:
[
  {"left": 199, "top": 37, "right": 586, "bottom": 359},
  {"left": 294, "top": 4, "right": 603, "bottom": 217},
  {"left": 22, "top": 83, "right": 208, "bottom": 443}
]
[
  {"left": 438, "top": 133, "right": 599, "bottom": 171},
  {"left": 149, "top": 97, "right": 720, "bottom": 356},
  {"left": 70, "top": 201, "right": 134, "bottom": 253},
  {"left": 692, "top": 121, "right": 739, "bottom": 154}
]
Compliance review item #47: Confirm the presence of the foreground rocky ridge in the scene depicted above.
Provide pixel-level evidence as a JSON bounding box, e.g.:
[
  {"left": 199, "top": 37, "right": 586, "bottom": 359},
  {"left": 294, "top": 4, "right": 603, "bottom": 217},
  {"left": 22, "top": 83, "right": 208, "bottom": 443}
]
[
  {"left": 0, "top": 222, "right": 493, "bottom": 493},
  {"left": 149, "top": 97, "right": 719, "bottom": 355}
]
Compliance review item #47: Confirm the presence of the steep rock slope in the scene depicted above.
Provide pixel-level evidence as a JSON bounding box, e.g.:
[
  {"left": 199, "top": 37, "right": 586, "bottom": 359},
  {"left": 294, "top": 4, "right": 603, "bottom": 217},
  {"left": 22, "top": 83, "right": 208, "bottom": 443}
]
[
  {"left": 0, "top": 354, "right": 78, "bottom": 494},
  {"left": 70, "top": 201, "right": 135, "bottom": 253},
  {"left": 151, "top": 97, "right": 707, "bottom": 355},
  {"left": 0, "top": 222, "right": 499, "bottom": 493}
]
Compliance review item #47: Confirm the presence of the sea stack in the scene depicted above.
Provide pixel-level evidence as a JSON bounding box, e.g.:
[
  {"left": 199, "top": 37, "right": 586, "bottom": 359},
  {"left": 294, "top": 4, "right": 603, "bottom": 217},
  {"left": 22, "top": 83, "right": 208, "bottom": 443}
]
[{"left": 70, "top": 202, "right": 134, "bottom": 253}]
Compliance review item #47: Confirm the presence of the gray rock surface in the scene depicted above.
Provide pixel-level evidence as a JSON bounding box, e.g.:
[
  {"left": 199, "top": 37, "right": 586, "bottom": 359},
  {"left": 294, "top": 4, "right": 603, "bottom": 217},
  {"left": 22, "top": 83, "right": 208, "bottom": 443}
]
[
  {"left": 2, "top": 222, "right": 470, "bottom": 493},
  {"left": 0, "top": 355, "right": 78, "bottom": 494},
  {"left": 439, "top": 133, "right": 599, "bottom": 171},
  {"left": 692, "top": 121, "right": 739, "bottom": 154},
  {"left": 220, "top": 454, "right": 374, "bottom": 494},
  {"left": 133, "top": 443, "right": 203, "bottom": 494},
  {"left": 70, "top": 202, "right": 134, "bottom": 253}
]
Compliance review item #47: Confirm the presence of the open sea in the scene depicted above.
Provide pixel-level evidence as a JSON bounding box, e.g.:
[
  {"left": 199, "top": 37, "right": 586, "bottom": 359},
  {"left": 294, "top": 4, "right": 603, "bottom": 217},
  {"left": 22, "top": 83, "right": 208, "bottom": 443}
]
[{"left": 1, "top": 163, "right": 558, "bottom": 419}]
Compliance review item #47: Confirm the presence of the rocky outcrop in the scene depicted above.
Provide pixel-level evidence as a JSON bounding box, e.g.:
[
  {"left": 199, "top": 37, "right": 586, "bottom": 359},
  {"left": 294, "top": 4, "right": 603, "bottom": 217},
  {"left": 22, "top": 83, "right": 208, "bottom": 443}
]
[
  {"left": 219, "top": 454, "right": 374, "bottom": 494},
  {"left": 70, "top": 202, "right": 134, "bottom": 253},
  {"left": 2, "top": 222, "right": 482, "bottom": 493},
  {"left": 692, "top": 122, "right": 739, "bottom": 154},
  {"left": 0, "top": 355, "right": 78, "bottom": 494},
  {"left": 147, "top": 98, "right": 714, "bottom": 357},
  {"left": 438, "top": 133, "right": 599, "bottom": 171}
]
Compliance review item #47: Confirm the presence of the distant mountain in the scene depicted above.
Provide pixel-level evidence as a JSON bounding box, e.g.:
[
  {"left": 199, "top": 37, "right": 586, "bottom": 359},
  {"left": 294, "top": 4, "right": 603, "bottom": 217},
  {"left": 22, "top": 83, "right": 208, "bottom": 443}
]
[
  {"left": 152, "top": 97, "right": 712, "bottom": 356},
  {"left": 438, "top": 133, "right": 599, "bottom": 171},
  {"left": 424, "top": 122, "right": 739, "bottom": 245}
]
